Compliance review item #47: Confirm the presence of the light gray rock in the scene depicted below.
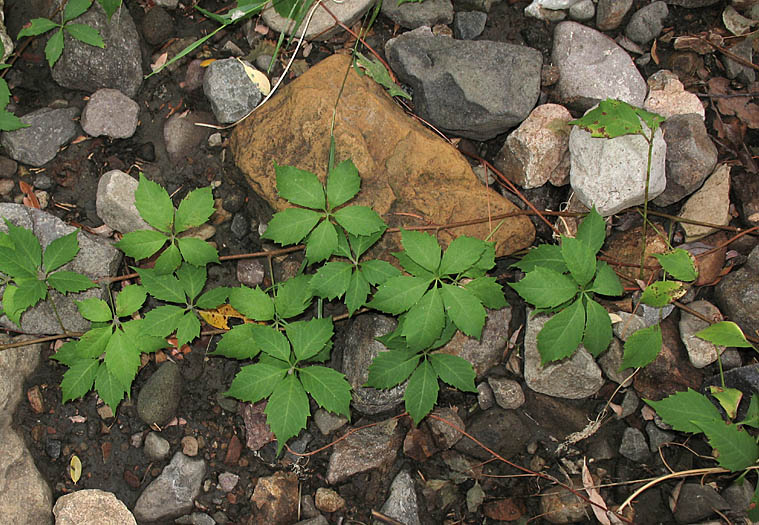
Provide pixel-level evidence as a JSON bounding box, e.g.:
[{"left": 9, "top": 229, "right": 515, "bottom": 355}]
[
  {"left": 625, "top": 1, "right": 668, "bottom": 44},
  {"left": 488, "top": 377, "right": 525, "bottom": 409},
  {"left": 203, "top": 58, "right": 262, "bottom": 124},
  {"left": 427, "top": 407, "right": 464, "bottom": 448},
  {"left": 163, "top": 110, "right": 212, "bottom": 165},
  {"left": 477, "top": 381, "right": 495, "bottom": 409},
  {"left": 96, "top": 170, "right": 152, "bottom": 234},
  {"left": 653, "top": 113, "right": 717, "bottom": 206},
  {"left": 598, "top": 338, "right": 635, "bottom": 386},
  {"left": 144, "top": 432, "right": 171, "bottom": 461},
  {"left": 680, "top": 163, "right": 731, "bottom": 241},
  {"left": 619, "top": 426, "right": 649, "bottom": 462},
  {"left": 51, "top": 3, "right": 142, "bottom": 98},
  {"left": 385, "top": 27, "right": 542, "bottom": 140},
  {"left": 552, "top": 21, "right": 646, "bottom": 112},
  {"left": 617, "top": 389, "right": 639, "bottom": 418},
  {"left": 154, "top": 0, "right": 179, "bottom": 7},
  {"left": 569, "top": 108, "right": 666, "bottom": 216},
  {"left": 174, "top": 513, "right": 215, "bottom": 525},
  {"left": 326, "top": 417, "right": 404, "bottom": 484},
  {"left": 262, "top": 0, "right": 374, "bottom": 40},
  {"left": 133, "top": 452, "right": 206, "bottom": 522},
  {"left": 81, "top": 88, "right": 139, "bottom": 139},
  {"left": 1, "top": 107, "right": 79, "bottom": 167},
  {"left": 596, "top": 0, "right": 633, "bottom": 30},
  {"left": 136, "top": 362, "right": 183, "bottom": 426},
  {"left": 569, "top": 0, "right": 595, "bottom": 20},
  {"left": 679, "top": 300, "right": 724, "bottom": 368},
  {"left": 453, "top": 11, "right": 487, "bottom": 39},
  {"left": 644, "top": 70, "right": 705, "bottom": 119},
  {"left": 715, "top": 245, "right": 759, "bottom": 345},
  {"left": 612, "top": 312, "right": 648, "bottom": 341},
  {"left": 382, "top": 0, "right": 454, "bottom": 28},
  {"left": 53, "top": 489, "right": 136, "bottom": 525},
  {"left": 0, "top": 335, "right": 53, "bottom": 525},
  {"left": 0, "top": 204, "right": 121, "bottom": 334},
  {"left": 313, "top": 408, "right": 347, "bottom": 436},
  {"left": 524, "top": 310, "right": 605, "bottom": 399},
  {"left": 0, "top": 0, "right": 13, "bottom": 63},
  {"left": 377, "top": 471, "right": 421, "bottom": 525}
]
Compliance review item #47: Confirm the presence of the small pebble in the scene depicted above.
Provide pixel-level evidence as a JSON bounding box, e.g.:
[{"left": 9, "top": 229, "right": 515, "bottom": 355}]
[
  {"left": 236, "top": 258, "right": 265, "bottom": 287},
  {"left": 130, "top": 432, "right": 145, "bottom": 448},
  {"left": 45, "top": 439, "right": 62, "bottom": 459},
  {"left": 182, "top": 435, "right": 199, "bottom": 457},
  {"left": 0, "top": 178, "right": 14, "bottom": 195},
  {"left": 218, "top": 472, "right": 239, "bottom": 492},
  {"left": 231, "top": 213, "right": 249, "bottom": 238},
  {"left": 32, "top": 173, "right": 53, "bottom": 190},
  {"left": 208, "top": 132, "right": 223, "bottom": 147},
  {"left": 123, "top": 469, "right": 141, "bottom": 488},
  {"left": 477, "top": 381, "right": 495, "bottom": 410}
]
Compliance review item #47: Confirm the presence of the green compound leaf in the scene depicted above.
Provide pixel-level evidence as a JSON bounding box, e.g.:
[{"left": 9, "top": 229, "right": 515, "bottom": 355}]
[
  {"left": 695, "top": 419, "right": 759, "bottom": 472},
  {"left": 174, "top": 186, "right": 215, "bottom": 233},
  {"left": 345, "top": 269, "right": 370, "bottom": 315},
  {"left": 509, "top": 266, "right": 578, "bottom": 309},
  {"left": 640, "top": 280, "right": 687, "bottom": 308},
  {"left": 176, "top": 262, "right": 207, "bottom": 301},
  {"left": 405, "top": 358, "right": 439, "bottom": 426},
  {"left": 622, "top": 324, "right": 662, "bottom": 369},
  {"left": 45, "top": 29, "right": 64, "bottom": 67},
  {"left": 142, "top": 304, "right": 185, "bottom": 338},
  {"left": 347, "top": 230, "right": 383, "bottom": 259},
  {"left": 5, "top": 219, "right": 42, "bottom": 269},
  {"left": 0, "top": 246, "right": 36, "bottom": 279},
  {"left": 253, "top": 324, "right": 292, "bottom": 363},
  {"left": 354, "top": 51, "right": 411, "bottom": 100},
  {"left": 61, "top": 358, "right": 99, "bottom": 403},
  {"left": 265, "top": 374, "right": 310, "bottom": 454},
  {"left": 464, "top": 276, "right": 507, "bottom": 309},
  {"left": 401, "top": 229, "right": 441, "bottom": 273},
  {"left": 369, "top": 275, "right": 433, "bottom": 315},
  {"left": 211, "top": 324, "right": 261, "bottom": 360},
  {"left": 710, "top": 386, "right": 742, "bottom": 419},
  {"left": 229, "top": 285, "right": 275, "bottom": 321},
  {"left": 333, "top": 205, "right": 386, "bottom": 236},
  {"left": 104, "top": 328, "right": 141, "bottom": 392},
  {"left": 537, "top": 299, "right": 585, "bottom": 363},
  {"left": 43, "top": 229, "right": 79, "bottom": 272},
  {"left": 644, "top": 388, "right": 723, "bottom": 434},
  {"left": 262, "top": 207, "right": 321, "bottom": 245},
  {"left": 439, "top": 236, "right": 486, "bottom": 276},
  {"left": 299, "top": 365, "right": 351, "bottom": 417},
  {"left": 136, "top": 267, "right": 185, "bottom": 303},
  {"left": 360, "top": 259, "right": 401, "bottom": 286},
  {"left": 0, "top": 109, "right": 28, "bottom": 131},
  {"left": 310, "top": 261, "right": 352, "bottom": 300},
  {"left": 95, "top": 362, "right": 129, "bottom": 412},
  {"left": 0, "top": 77, "right": 9, "bottom": 108},
  {"left": 695, "top": 321, "right": 754, "bottom": 348},
  {"left": 76, "top": 325, "right": 112, "bottom": 359},
  {"left": 367, "top": 350, "right": 420, "bottom": 388},
  {"left": 47, "top": 271, "right": 96, "bottom": 294},
  {"left": 273, "top": 274, "right": 312, "bottom": 319},
  {"left": 402, "top": 287, "right": 445, "bottom": 350},
  {"left": 64, "top": 23, "right": 104, "bottom": 48},
  {"left": 226, "top": 360, "right": 288, "bottom": 403},
  {"left": 561, "top": 235, "right": 596, "bottom": 287},
  {"left": 654, "top": 249, "right": 698, "bottom": 282},
  {"left": 467, "top": 242, "right": 496, "bottom": 276},
  {"left": 740, "top": 394, "right": 759, "bottom": 428},
  {"left": 97, "top": 0, "right": 122, "bottom": 21},
  {"left": 287, "top": 317, "right": 333, "bottom": 362},
  {"left": 195, "top": 286, "right": 230, "bottom": 309},
  {"left": 18, "top": 18, "right": 59, "bottom": 38},
  {"left": 634, "top": 106, "right": 665, "bottom": 134},
  {"left": 135, "top": 173, "right": 174, "bottom": 233},
  {"left": 175, "top": 311, "right": 200, "bottom": 348},
  {"left": 275, "top": 164, "right": 325, "bottom": 209},
  {"left": 582, "top": 297, "right": 612, "bottom": 357},
  {"left": 177, "top": 236, "right": 219, "bottom": 267},
  {"left": 569, "top": 98, "right": 643, "bottom": 139},
  {"left": 63, "top": 0, "right": 93, "bottom": 22},
  {"left": 394, "top": 250, "right": 434, "bottom": 279},
  {"left": 2, "top": 285, "right": 28, "bottom": 325},
  {"left": 575, "top": 207, "right": 606, "bottom": 256},
  {"left": 440, "top": 283, "right": 486, "bottom": 339},
  {"left": 115, "top": 284, "right": 146, "bottom": 317},
  {"left": 305, "top": 219, "right": 337, "bottom": 264},
  {"left": 335, "top": 229, "right": 352, "bottom": 258},
  {"left": 589, "top": 261, "right": 623, "bottom": 296},
  {"left": 429, "top": 353, "right": 477, "bottom": 393},
  {"left": 51, "top": 340, "right": 84, "bottom": 366},
  {"left": 327, "top": 158, "right": 360, "bottom": 208},
  {"left": 76, "top": 297, "right": 112, "bottom": 323},
  {"left": 114, "top": 229, "right": 167, "bottom": 261},
  {"left": 153, "top": 242, "right": 182, "bottom": 275},
  {"left": 512, "top": 244, "right": 567, "bottom": 273}
]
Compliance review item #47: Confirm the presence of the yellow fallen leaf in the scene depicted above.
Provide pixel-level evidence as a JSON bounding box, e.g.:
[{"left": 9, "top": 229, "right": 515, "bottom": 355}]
[
  {"left": 236, "top": 57, "right": 271, "bottom": 96},
  {"left": 198, "top": 304, "right": 250, "bottom": 330},
  {"left": 200, "top": 58, "right": 216, "bottom": 68},
  {"left": 69, "top": 455, "right": 82, "bottom": 484}
]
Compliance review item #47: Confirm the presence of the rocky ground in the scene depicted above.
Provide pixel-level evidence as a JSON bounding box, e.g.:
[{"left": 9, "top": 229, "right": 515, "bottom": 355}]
[{"left": 0, "top": 0, "right": 758, "bottom": 523}]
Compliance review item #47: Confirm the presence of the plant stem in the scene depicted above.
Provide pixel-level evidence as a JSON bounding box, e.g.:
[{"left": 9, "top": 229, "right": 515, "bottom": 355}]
[{"left": 639, "top": 129, "right": 656, "bottom": 280}]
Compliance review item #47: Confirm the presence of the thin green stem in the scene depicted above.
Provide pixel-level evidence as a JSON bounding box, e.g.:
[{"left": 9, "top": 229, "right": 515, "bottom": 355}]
[{"left": 639, "top": 130, "right": 656, "bottom": 280}]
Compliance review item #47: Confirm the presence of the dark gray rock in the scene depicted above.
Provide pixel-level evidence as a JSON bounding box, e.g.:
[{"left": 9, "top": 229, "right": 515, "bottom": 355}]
[
  {"left": 379, "top": 471, "right": 421, "bottom": 525},
  {"left": 455, "top": 0, "right": 499, "bottom": 12},
  {"left": 133, "top": 452, "right": 205, "bottom": 522},
  {"left": 51, "top": 3, "right": 142, "bottom": 98},
  {"left": 0, "top": 203, "right": 121, "bottom": 334},
  {"left": 385, "top": 27, "right": 542, "bottom": 141},
  {"left": 645, "top": 421, "right": 674, "bottom": 453},
  {"left": 141, "top": 6, "right": 174, "bottom": 46},
  {"left": 454, "top": 11, "right": 487, "bottom": 39},
  {"left": 714, "top": 244, "right": 759, "bottom": 338},
  {"left": 724, "top": 37, "right": 755, "bottom": 84},
  {"left": 596, "top": 0, "right": 633, "bottom": 30},
  {"left": 32, "top": 173, "right": 53, "bottom": 190},
  {"left": 453, "top": 407, "right": 531, "bottom": 460},
  {"left": 673, "top": 483, "right": 730, "bottom": 523},
  {"left": 722, "top": 480, "right": 754, "bottom": 518},
  {"left": 203, "top": 58, "right": 263, "bottom": 124},
  {"left": 230, "top": 213, "right": 249, "bottom": 238},
  {"left": 654, "top": 114, "right": 718, "bottom": 206},
  {"left": 619, "top": 427, "right": 649, "bottom": 462},
  {"left": 381, "top": 0, "right": 454, "bottom": 29},
  {"left": 625, "top": 1, "right": 668, "bottom": 44},
  {"left": 163, "top": 111, "right": 212, "bottom": 164},
  {"left": 1, "top": 107, "right": 79, "bottom": 167},
  {"left": 81, "top": 88, "right": 139, "bottom": 139},
  {"left": 665, "top": 0, "right": 719, "bottom": 7},
  {"left": 136, "top": 362, "right": 183, "bottom": 426}
]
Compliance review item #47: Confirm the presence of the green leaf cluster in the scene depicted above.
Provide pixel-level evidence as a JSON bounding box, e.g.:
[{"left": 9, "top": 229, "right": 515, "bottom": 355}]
[
  {"left": 0, "top": 221, "right": 95, "bottom": 327},
  {"left": 569, "top": 98, "right": 665, "bottom": 141},
  {"left": 18, "top": 0, "right": 106, "bottom": 68},
  {"left": 262, "top": 161, "right": 386, "bottom": 265},
  {"left": 509, "top": 208, "right": 623, "bottom": 363},
  {"left": 115, "top": 174, "right": 218, "bottom": 274},
  {"left": 54, "top": 284, "right": 168, "bottom": 412},
  {"left": 353, "top": 52, "right": 411, "bottom": 100}
]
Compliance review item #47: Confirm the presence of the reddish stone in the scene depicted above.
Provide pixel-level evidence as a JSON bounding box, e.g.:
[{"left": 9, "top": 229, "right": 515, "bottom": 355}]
[
  {"left": 483, "top": 498, "right": 524, "bottom": 521},
  {"left": 403, "top": 427, "right": 437, "bottom": 462},
  {"left": 225, "top": 434, "right": 242, "bottom": 465},
  {"left": 123, "top": 469, "right": 141, "bottom": 489},
  {"left": 101, "top": 441, "right": 112, "bottom": 463},
  {"left": 27, "top": 385, "right": 44, "bottom": 414}
]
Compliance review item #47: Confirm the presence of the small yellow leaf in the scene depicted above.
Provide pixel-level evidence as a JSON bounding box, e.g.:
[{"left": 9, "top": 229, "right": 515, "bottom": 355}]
[
  {"left": 236, "top": 58, "right": 270, "bottom": 96},
  {"left": 200, "top": 58, "right": 216, "bottom": 68},
  {"left": 69, "top": 455, "right": 82, "bottom": 484},
  {"left": 198, "top": 304, "right": 250, "bottom": 330}
]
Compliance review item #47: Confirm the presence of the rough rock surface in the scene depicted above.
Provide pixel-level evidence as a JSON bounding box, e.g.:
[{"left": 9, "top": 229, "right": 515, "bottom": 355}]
[
  {"left": 679, "top": 300, "right": 724, "bottom": 368},
  {"left": 644, "top": 70, "right": 705, "bottom": 119},
  {"left": 625, "top": 1, "right": 668, "bottom": 44},
  {"left": 136, "top": 361, "right": 183, "bottom": 426},
  {"left": 715, "top": 243, "right": 759, "bottom": 338},
  {"left": 385, "top": 27, "right": 542, "bottom": 141},
  {"left": 596, "top": 0, "right": 633, "bottom": 30},
  {"left": 81, "top": 88, "right": 140, "bottom": 139},
  {"left": 326, "top": 417, "right": 404, "bottom": 484},
  {"left": 262, "top": 0, "right": 374, "bottom": 40},
  {"left": 230, "top": 54, "right": 535, "bottom": 259},
  {"left": 203, "top": 58, "right": 262, "bottom": 124},
  {"left": 378, "top": 471, "right": 421, "bottom": 525},
  {"left": 249, "top": 472, "right": 299, "bottom": 525},
  {"left": 1, "top": 107, "right": 79, "bottom": 167},
  {"left": 453, "top": 407, "right": 531, "bottom": 460},
  {"left": 133, "top": 452, "right": 205, "bottom": 522},
  {"left": 53, "top": 489, "right": 136, "bottom": 525},
  {"left": 680, "top": 163, "right": 731, "bottom": 241},
  {"left": 381, "top": 0, "right": 454, "bottom": 28},
  {"left": 96, "top": 170, "right": 152, "bottom": 234}
]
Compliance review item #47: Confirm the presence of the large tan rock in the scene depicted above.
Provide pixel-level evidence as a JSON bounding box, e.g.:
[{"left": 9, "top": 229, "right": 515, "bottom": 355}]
[{"left": 230, "top": 54, "right": 535, "bottom": 259}]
